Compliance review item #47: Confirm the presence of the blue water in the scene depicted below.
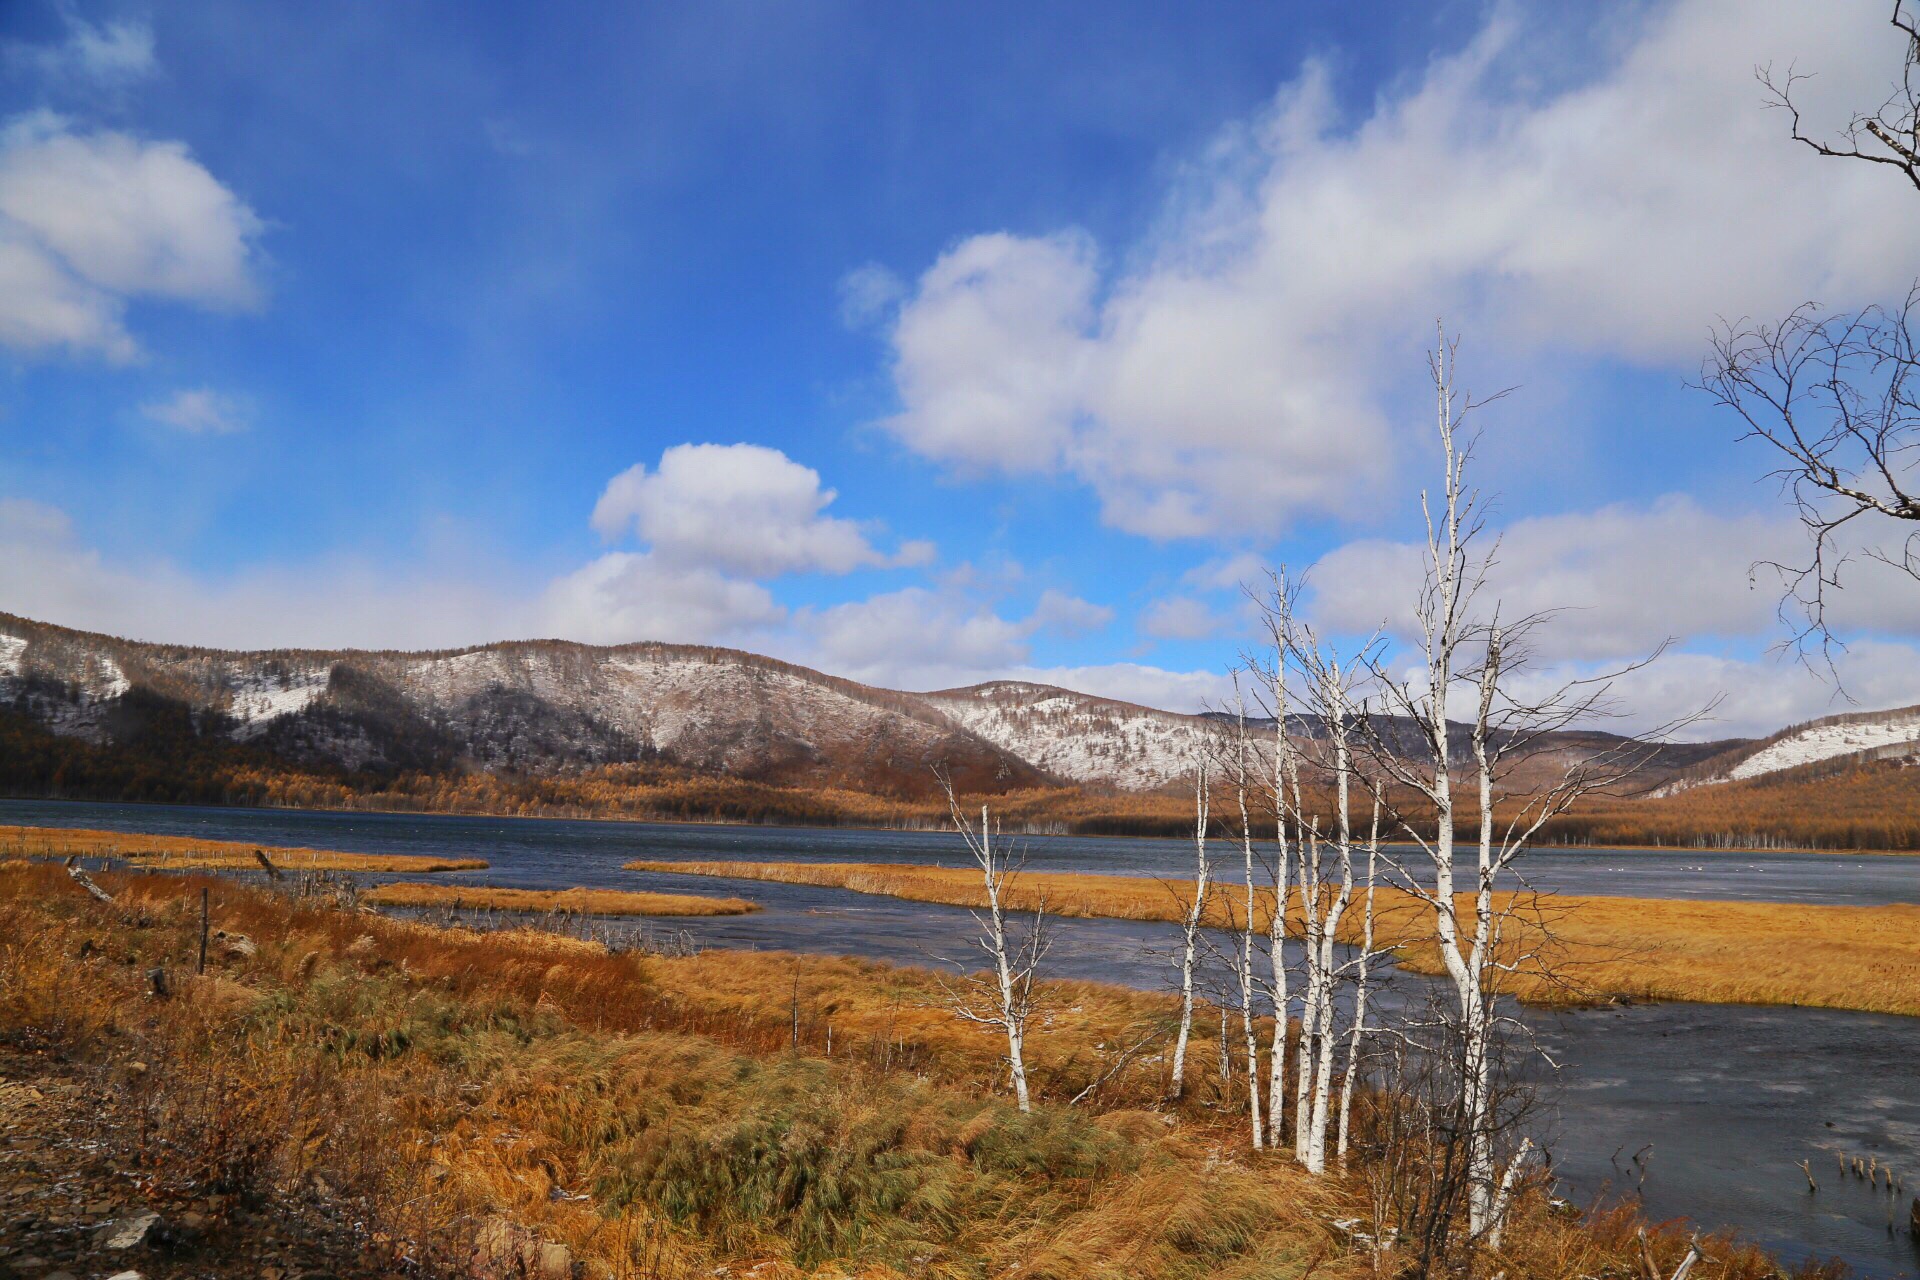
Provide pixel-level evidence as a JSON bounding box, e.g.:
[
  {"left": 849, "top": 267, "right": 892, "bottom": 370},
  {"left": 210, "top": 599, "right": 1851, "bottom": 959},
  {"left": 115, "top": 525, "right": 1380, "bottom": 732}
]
[
  {"left": 4, "top": 795, "right": 1915, "bottom": 905},
  {"left": 6, "top": 796, "right": 1918, "bottom": 1276}
]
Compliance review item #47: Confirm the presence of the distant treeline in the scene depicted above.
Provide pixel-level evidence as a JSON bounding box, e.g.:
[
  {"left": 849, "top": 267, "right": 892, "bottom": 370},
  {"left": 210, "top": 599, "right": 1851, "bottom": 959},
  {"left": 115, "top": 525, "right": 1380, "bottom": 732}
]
[{"left": 3, "top": 702, "right": 1915, "bottom": 850}]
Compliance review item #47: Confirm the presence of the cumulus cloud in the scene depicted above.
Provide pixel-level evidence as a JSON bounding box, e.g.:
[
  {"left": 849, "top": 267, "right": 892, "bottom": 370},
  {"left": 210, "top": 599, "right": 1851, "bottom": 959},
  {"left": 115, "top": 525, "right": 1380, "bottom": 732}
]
[
  {"left": 1011, "top": 662, "right": 1238, "bottom": 713},
  {"left": 0, "top": 113, "right": 266, "bottom": 360},
  {"left": 0, "top": 496, "right": 533, "bottom": 650},
  {"left": 141, "top": 387, "right": 250, "bottom": 435},
  {"left": 589, "top": 443, "right": 921, "bottom": 576},
  {"left": 1139, "top": 594, "right": 1230, "bottom": 641},
  {"left": 884, "top": 231, "right": 1098, "bottom": 473},
  {"left": 794, "top": 586, "right": 1031, "bottom": 690},
  {"left": 872, "top": 0, "right": 1918, "bottom": 538},
  {"left": 1310, "top": 495, "right": 1920, "bottom": 663},
  {"left": 1029, "top": 587, "right": 1113, "bottom": 637},
  {"left": 538, "top": 551, "right": 784, "bottom": 646}
]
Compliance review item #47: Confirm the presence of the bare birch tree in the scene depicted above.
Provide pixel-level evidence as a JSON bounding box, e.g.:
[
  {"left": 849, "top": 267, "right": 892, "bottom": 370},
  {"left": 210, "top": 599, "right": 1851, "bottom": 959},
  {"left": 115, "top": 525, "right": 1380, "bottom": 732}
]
[
  {"left": 1357, "top": 329, "right": 1675, "bottom": 1242},
  {"left": 1168, "top": 751, "right": 1211, "bottom": 1099},
  {"left": 936, "top": 773, "right": 1048, "bottom": 1113},
  {"left": 1229, "top": 686, "right": 1265, "bottom": 1150},
  {"left": 1335, "top": 794, "right": 1382, "bottom": 1167}
]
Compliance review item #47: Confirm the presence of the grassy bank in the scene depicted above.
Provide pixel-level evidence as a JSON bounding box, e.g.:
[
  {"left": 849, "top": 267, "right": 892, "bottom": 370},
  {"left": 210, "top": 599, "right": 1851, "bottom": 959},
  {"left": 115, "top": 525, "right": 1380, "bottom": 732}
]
[
  {"left": 629, "top": 860, "right": 1920, "bottom": 1018},
  {"left": 0, "top": 861, "right": 1816, "bottom": 1280},
  {"left": 0, "top": 822, "right": 488, "bottom": 872},
  {"left": 362, "top": 881, "right": 759, "bottom": 916}
]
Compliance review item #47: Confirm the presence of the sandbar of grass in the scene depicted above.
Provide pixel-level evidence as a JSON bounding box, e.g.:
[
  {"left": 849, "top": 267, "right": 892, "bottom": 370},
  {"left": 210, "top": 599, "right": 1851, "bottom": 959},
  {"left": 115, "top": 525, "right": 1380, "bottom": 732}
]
[
  {"left": 630, "top": 859, "right": 1920, "bottom": 1018},
  {"left": 0, "top": 823, "right": 487, "bottom": 873},
  {"left": 362, "top": 881, "right": 757, "bottom": 916}
]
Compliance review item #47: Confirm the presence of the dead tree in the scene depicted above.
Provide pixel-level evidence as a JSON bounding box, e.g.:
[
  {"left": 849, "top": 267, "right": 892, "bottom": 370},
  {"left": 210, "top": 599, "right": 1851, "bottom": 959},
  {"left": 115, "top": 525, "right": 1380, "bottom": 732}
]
[
  {"left": 1169, "top": 751, "right": 1211, "bottom": 1100},
  {"left": 1703, "top": 289, "right": 1920, "bottom": 669},
  {"left": 64, "top": 857, "right": 114, "bottom": 905},
  {"left": 937, "top": 773, "right": 1048, "bottom": 1113},
  {"left": 1335, "top": 794, "right": 1382, "bottom": 1167},
  {"left": 1229, "top": 686, "right": 1266, "bottom": 1150},
  {"left": 1762, "top": 3, "right": 1920, "bottom": 194},
  {"left": 1357, "top": 329, "right": 1678, "bottom": 1243}
]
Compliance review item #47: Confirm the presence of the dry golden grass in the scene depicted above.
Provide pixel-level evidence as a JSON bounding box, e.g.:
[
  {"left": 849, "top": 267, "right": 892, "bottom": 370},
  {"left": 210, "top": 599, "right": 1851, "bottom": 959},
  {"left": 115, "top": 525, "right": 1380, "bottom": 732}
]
[
  {"left": 631, "top": 860, "right": 1920, "bottom": 1018},
  {"left": 362, "top": 881, "right": 759, "bottom": 916},
  {"left": 0, "top": 861, "right": 1820, "bottom": 1280},
  {"left": 0, "top": 823, "right": 487, "bottom": 872}
]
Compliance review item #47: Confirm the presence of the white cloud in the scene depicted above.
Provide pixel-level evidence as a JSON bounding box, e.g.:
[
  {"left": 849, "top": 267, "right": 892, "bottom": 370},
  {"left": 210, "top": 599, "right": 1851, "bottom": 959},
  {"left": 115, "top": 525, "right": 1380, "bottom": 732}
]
[
  {"left": 11, "top": 13, "right": 155, "bottom": 87},
  {"left": 872, "top": 0, "right": 1919, "bottom": 538},
  {"left": 1501, "top": 642, "right": 1920, "bottom": 742},
  {"left": 837, "top": 262, "right": 905, "bottom": 327},
  {"left": 1029, "top": 587, "right": 1113, "bottom": 637},
  {"left": 1012, "top": 662, "right": 1238, "bottom": 713},
  {"left": 796, "top": 586, "right": 1032, "bottom": 690},
  {"left": 1139, "top": 594, "right": 1230, "bottom": 641},
  {"left": 0, "top": 496, "right": 533, "bottom": 651},
  {"left": 589, "top": 443, "right": 918, "bottom": 576},
  {"left": 789, "top": 584, "right": 1113, "bottom": 690},
  {"left": 883, "top": 231, "right": 1098, "bottom": 473},
  {"left": 0, "top": 113, "right": 266, "bottom": 359},
  {"left": 1310, "top": 495, "right": 1920, "bottom": 664},
  {"left": 538, "top": 551, "right": 783, "bottom": 647},
  {"left": 141, "top": 387, "right": 250, "bottom": 435},
  {"left": 1184, "top": 551, "right": 1267, "bottom": 595}
]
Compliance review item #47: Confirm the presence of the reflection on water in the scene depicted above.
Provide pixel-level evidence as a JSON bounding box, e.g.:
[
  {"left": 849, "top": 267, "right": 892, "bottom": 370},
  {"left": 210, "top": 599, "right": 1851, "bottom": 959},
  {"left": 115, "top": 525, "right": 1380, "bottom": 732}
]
[{"left": 5, "top": 797, "right": 1917, "bottom": 1276}]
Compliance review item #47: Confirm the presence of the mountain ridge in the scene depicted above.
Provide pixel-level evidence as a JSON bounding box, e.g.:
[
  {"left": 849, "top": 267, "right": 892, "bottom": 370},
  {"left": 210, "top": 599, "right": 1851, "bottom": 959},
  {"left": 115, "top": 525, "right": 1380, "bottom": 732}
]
[{"left": 2, "top": 609, "right": 1901, "bottom": 803}]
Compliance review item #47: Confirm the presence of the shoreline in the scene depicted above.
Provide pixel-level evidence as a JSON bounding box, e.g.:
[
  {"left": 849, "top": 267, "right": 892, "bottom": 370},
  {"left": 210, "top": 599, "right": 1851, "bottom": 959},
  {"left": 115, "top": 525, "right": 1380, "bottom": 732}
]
[{"left": 5, "top": 790, "right": 1919, "bottom": 859}]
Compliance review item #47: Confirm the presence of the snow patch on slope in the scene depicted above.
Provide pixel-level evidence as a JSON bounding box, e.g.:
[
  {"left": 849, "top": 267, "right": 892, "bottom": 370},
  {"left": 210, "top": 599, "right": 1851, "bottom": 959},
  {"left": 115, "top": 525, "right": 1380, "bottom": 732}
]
[
  {"left": 0, "top": 635, "right": 25, "bottom": 677},
  {"left": 1726, "top": 708, "right": 1920, "bottom": 780},
  {"left": 225, "top": 666, "right": 332, "bottom": 739},
  {"left": 927, "top": 683, "right": 1207, "bottom": 790}
]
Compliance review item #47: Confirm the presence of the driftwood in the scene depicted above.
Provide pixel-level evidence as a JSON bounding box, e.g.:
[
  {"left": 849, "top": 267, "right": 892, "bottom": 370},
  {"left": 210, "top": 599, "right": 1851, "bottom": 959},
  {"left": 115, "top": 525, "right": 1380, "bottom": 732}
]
[{"left": 63, "top": 857, "right": 114, "bottom": 905}]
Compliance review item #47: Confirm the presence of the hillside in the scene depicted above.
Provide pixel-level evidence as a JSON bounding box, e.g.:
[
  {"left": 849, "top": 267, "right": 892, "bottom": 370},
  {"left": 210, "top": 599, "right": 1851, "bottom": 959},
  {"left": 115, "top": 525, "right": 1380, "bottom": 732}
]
[
  {"left": 1664, "top": 702, "right": 1920, "bottom": 790},
  {"left": 6, "top": 610, "right": 1917, "bottom": 847},
  {"left": 0, "top": 612, "right": 1043, "bottom": 799}
]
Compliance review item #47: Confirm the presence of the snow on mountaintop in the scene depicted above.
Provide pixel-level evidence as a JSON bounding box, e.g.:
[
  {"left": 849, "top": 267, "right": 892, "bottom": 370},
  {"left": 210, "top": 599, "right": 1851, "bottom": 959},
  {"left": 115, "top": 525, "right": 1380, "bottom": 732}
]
[
  {"left": 924, "top": 682, "right": 1210, "bottom": 790},
  {"left": 1722, "top": 705, "right": 1920, "bottom": 781}
]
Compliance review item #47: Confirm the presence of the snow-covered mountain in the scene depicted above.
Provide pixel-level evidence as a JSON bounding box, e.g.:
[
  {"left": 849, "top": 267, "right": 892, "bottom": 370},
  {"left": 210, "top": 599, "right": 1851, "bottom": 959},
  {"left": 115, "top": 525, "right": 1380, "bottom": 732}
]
[
  {"left": 0, "top": 612, "right": 1044, "bottom": 795},
  {"left": 1665, "top": 703, "right": 1920, "bottom": 791},
  {"left": 0, "top": 610, "right": 1807, "bottom": 799},
  {"left": 923, "top": 681, "right": 1212, "bottom": 790}
]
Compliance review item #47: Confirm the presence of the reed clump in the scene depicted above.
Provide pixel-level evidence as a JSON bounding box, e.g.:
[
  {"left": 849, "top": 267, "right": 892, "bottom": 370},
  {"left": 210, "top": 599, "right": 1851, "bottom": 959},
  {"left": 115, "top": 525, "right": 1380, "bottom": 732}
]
[
  {"left": 362, "top": 881, "right": 758, "bottom": 916},
  {"left": 0, "top": 823, "right": 487, "bottom": 872},
  {"left": 631, "top": 860, "right": 1920, "bottom": 1018}
]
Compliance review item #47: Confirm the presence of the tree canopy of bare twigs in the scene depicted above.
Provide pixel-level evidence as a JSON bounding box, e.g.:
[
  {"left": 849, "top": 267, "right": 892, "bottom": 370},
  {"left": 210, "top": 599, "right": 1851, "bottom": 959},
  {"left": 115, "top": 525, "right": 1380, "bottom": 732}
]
[
  {"left": 1703, "top": 288, "right": 1920, "bottom": 669},
  {"left": 1739, "top": 5, "right": 1920, "bottom": 674},
  {"left": 1762, "top": 2, "right": 1920, "bottom": 193}
]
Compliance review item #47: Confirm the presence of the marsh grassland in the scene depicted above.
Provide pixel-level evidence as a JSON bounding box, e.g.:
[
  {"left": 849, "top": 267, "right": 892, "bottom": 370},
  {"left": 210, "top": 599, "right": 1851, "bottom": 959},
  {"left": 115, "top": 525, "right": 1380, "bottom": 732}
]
[{"left": 0, "top": 861, "right": 1832, "bottom": 1280}]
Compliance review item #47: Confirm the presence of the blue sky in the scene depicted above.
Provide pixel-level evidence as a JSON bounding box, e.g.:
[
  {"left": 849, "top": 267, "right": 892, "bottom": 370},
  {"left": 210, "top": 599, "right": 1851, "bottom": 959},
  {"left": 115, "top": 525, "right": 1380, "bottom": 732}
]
[{"left": 3, "top": 0, "right": 1919, "bottom": 736}]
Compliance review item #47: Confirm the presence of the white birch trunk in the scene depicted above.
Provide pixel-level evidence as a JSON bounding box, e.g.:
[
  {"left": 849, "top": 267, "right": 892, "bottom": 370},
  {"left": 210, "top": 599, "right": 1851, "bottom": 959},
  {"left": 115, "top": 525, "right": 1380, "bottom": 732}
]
[
  {"left": 1170, "top": 755, "right": 1210, "bottom": 1099},
  {"left": 1234, "top": 714, "right": 1264, "bottom": 1150},
  {"left": 974, "top": 803, "right": 1034, "bottom": 1114},
  {"left": 1335, "top": 796, "right": 1380, "bottom": 1166}
]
